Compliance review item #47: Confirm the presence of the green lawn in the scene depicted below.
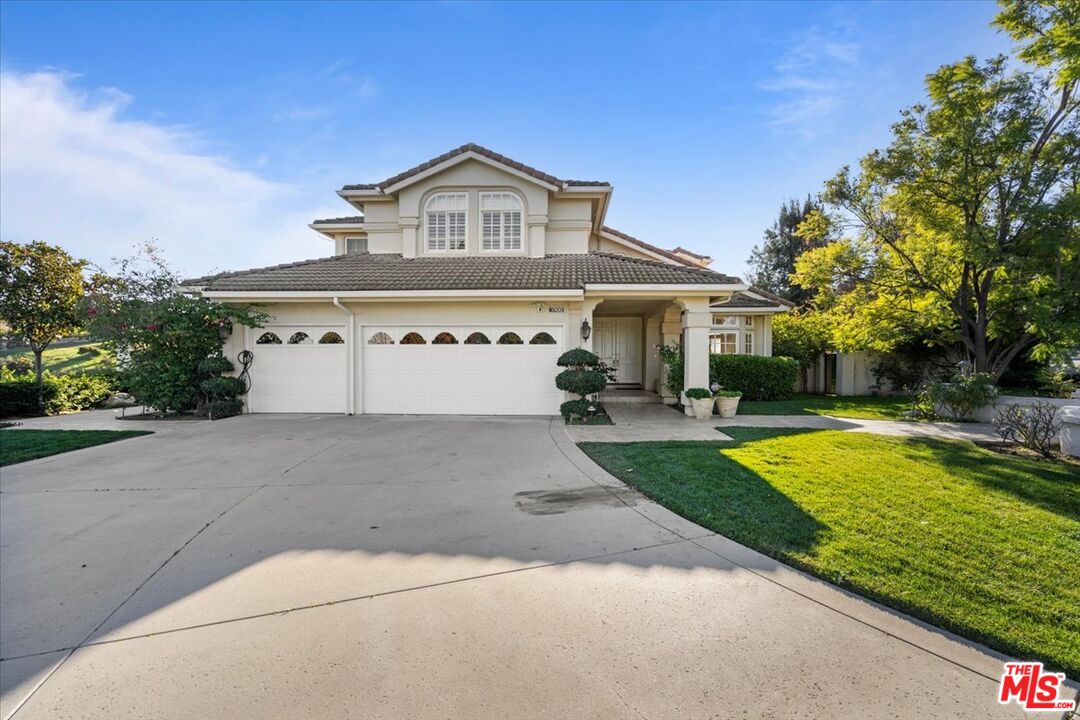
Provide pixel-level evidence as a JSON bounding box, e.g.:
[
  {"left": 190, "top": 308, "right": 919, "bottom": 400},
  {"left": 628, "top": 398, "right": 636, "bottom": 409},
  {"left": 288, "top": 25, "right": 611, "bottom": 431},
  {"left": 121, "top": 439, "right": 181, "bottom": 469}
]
[
  {"left": 580, "top": 428, "right": 1080, "bottom": 676},
  {"left": 0, "top": 429, "right": 152, "bottom": 466},
  {"left": 737, "top": 393, "right": 912, "bottom": 420},
  {"left": 0, "top": 341, "right": 113, "bottom": 375}
]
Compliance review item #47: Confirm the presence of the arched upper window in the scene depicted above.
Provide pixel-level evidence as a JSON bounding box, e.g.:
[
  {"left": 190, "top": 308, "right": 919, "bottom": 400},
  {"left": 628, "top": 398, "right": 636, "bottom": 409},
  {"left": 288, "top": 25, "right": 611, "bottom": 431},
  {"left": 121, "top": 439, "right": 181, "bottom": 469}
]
[
  {"left": 256, "top": 332, "right": 282, "bottom": 345},
  {"left": 368, "top": 331, "right": 394, "bottom": 345},
  {"left": 400, "top": 332, "right": 426, "bottom": 345},
  {"left": 432, "top": 332, "right": 458, "bottom": 345},
  {"left": 529, "top": 332, "right": 556, "bottom": 345},
  {"left": 497, "top": 332, "right": 523, "bottom": 345},
  {"left": 480, "top": 192, "right": 523, "bottom": 252},
  {"left": 319, "top": 331, "right": 344, "bottom": 344},
  {"left": 464, "top": 332, "right": 491, "bottom": 345},
  {"left": 288, "top": 332, "right": 312, "bottom": 344},
  {"left": 425, "top": 192, "right": 467, "bottom": 252}
]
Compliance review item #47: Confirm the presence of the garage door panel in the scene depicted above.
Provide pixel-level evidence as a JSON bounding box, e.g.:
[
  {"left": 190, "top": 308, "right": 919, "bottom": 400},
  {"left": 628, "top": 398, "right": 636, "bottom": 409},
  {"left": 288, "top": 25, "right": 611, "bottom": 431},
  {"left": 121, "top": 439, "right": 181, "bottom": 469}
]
[
  {"left": 248, "top": 326, "right": 346, "bottom": 414},
  {"left": 363, "top": 325, "right": 563, "bottom": 416}
]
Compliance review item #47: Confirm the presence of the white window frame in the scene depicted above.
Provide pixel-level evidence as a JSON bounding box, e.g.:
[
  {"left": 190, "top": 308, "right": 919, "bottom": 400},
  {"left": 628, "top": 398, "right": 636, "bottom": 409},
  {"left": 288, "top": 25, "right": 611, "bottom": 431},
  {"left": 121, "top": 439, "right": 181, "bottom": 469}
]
[
  {"left": 744, "top": 316, "right": 755, "bottom": 327},
  {"left": 743, "top": 331, "right": 754, "bottom": 355},
  {"left": 424, "top": 192, "right": 468, "bottom": 253},
  {"left": 345, "top": 237, "right": 367, "bottom": 254},
  {"left": 712, "top": 315, "right": 738, "bottom": 327},
  {"left": 710, "top": 332, "right": 738, "bottom": 354},
  {"left": 479, "top": 192, "right": 524, "bottom": 253}
]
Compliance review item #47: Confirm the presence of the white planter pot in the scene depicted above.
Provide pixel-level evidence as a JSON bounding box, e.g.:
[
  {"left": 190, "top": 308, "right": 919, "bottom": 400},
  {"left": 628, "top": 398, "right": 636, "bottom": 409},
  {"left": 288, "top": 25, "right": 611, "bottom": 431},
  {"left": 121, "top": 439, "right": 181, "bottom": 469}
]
[
  {"left": 715, "top": 396, "right": 740, "bottom": 418},
  {"left": 1060, "top": 406, "right": 1080, "bottom": 458},
  {"left": 689, "top": 397, "right": 714, "bottom": 420}
]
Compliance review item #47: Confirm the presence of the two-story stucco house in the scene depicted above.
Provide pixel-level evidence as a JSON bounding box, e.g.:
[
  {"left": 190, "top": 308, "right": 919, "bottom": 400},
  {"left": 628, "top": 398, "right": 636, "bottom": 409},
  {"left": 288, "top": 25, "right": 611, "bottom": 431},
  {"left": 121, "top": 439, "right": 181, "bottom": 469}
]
[{"left": 188, "top": 144, "right": 791, "bottom": 416}]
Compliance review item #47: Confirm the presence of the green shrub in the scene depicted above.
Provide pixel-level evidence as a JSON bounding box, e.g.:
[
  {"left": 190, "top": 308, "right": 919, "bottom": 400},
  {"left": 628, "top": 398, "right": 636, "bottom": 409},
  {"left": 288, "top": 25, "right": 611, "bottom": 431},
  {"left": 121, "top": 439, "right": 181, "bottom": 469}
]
[
  {"left": 657, "top": 344, "right": 684, "bottom": 397},
  {"left": 76, "top": 345, "right": 101, "bottom": 356},
  {"left": 0, "top": 372, "right": 115, "bottom": 418},
  {"left": 199, "top": 376, "right": 245, "bottom": 400},
  {"left": 4, "top": 357, "right": 33, "bottom": 376},
  {"left": 685, "top": 387, "right": 712, "bottom": 400},
  {"left": 714, "top": 389, "right": 743, "bottom": 398},
  {"left": 198, "top": 356, "right": 235, "bottom": 375},
  {"left": 207, "top": 398, "right": 244, "bottom": 420},
  {"left": 556, "top": 368, "right": 607, "bottom": 397},
  {"left": 557, "top": 348, "right": 601, "bottom": 367},
  {"left": 559, "top": 399, "right": 593, "bottom": 418},
  {"left": 709, "top": 355, "right": 799, "bottom": 400},
  {"left": 918, "top": 372, "right": 997, "bottom": 420},
  {"left": 555, "top": 348, "right": 608, "bottom": 420}
]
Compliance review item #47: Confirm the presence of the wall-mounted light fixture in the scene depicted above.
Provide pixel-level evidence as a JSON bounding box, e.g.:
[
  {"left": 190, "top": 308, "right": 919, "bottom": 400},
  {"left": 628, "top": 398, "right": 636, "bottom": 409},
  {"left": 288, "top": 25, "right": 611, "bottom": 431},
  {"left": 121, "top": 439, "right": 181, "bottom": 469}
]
[
  {"left": 580, "top": 319, "right": 592, "bottom": 341},
  {"left": 534, "top": 302, "right": 545, "bottom": 313}
]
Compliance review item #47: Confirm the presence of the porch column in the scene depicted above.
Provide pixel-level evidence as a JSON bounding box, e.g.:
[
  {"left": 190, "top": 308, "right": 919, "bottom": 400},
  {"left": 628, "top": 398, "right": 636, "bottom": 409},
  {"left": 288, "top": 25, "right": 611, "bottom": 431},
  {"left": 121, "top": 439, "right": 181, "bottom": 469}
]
[
  {"left": 659, "top": 306, "right": 683, "bottom": 405},
  {"left": 679, "top": 298, "right": 712, "bottom": 415}
]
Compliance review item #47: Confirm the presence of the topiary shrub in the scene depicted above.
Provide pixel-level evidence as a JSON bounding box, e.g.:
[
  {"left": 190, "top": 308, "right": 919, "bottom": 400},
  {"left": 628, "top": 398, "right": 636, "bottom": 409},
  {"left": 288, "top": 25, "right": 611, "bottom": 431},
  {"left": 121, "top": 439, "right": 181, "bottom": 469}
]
[
  {"left": 685, "top": 387, "right": 712, "bottom": 400},
  {"left": 555, "top": 348, "right": 608, "bottom": 420},
  {"left": 709, "top": 355, "right": 799, "bottom": 401},
  {"left": 207, "top": 398, "right": 244, "bottom": 421},
  {"left": 557, "top": 348, "right": 601, "bottom": 367}
]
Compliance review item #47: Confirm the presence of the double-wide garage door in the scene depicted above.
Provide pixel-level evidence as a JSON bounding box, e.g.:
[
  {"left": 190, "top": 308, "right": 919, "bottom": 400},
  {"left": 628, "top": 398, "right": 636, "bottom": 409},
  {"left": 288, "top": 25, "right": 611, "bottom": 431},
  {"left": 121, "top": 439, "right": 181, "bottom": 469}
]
[
  {"left": 363, "top": 325, "right": 564, "bottom": 415},
  {"left": 247, "top": 324, "right": 564, "bottom": 415}
]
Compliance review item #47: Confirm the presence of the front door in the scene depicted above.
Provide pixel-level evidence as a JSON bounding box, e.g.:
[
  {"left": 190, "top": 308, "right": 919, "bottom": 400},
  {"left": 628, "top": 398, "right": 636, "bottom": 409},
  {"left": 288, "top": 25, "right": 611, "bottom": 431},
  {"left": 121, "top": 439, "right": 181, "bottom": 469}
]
[{"left": 594, "top": 317, "right": 643, "bottom": 385}]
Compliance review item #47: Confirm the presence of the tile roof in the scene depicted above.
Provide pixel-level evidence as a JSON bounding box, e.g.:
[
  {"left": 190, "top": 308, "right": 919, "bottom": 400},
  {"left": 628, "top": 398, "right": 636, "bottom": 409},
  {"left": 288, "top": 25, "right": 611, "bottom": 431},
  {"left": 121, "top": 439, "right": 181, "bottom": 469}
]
[
  {"left": 341, "top": 143, "right": 611, "bottom": 192},
  {"left": 672, "top": 246, "right": 710, "bottom": 261},
  {"left": 187, "top": 252, "right": 740, "bottom": 293},
  {"left": 601, "top": 226, "right": 692, "bottom": 266},
  {"left": 712, "top": 287, "right": 795, "bottom": 309},
  {"left": 311, "top": 216, "right": 365, "bottom": 224}
]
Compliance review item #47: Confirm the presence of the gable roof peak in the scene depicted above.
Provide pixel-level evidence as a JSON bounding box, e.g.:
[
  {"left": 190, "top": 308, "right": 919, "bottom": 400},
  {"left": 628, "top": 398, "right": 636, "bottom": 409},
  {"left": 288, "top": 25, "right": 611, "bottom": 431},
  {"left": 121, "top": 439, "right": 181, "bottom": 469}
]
[{"left": 340, "top": 143, "right": 611, "bottom": 194}]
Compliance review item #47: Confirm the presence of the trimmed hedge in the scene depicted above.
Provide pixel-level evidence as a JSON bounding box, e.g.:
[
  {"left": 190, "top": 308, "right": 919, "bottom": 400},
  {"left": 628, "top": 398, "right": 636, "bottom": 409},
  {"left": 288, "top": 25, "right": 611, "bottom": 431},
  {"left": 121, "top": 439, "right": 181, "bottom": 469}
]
[
  {"left": 709, "top": 355, "right": 798, "bottom": 401},
  {"left": 207, "top": 398, "right": 244, "bottom": 420},
  {"left": 0, "top": 372, "right": 116, "bottom": 418}
]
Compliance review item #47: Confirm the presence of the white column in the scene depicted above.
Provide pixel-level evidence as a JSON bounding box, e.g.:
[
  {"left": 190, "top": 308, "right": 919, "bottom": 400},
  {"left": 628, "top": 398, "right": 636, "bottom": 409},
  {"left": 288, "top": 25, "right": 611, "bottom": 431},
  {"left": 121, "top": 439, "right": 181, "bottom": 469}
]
[
  {"left": 527, "top": 214, "right": 547, "bottom": 258},
  {"left": 762, "top": 315, "right": 773, "bottom": 356},
  {"left": 400, "top": 217, "right": 419, "bottom": 258},
  {"left": 679, "top": 298, "right": 712, "bottom": 415}
]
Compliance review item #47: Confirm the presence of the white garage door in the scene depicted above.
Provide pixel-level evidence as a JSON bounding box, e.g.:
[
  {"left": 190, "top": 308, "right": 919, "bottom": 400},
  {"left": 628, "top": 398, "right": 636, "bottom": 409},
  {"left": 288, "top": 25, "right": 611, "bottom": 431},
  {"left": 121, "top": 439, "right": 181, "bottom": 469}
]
[
  {"left": 363, "top": 325, "right": 564, "bottom": 415},
  {"left": 248, "top": 326, "right": 346, "bottom": 413}
]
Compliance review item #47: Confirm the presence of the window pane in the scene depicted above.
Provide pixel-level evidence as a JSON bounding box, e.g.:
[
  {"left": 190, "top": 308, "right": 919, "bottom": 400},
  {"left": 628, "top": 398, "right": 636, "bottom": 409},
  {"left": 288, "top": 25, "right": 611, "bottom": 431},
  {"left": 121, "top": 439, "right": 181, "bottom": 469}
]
[{"left": 743, "top": 332, "right": 753, "bottom": 354}]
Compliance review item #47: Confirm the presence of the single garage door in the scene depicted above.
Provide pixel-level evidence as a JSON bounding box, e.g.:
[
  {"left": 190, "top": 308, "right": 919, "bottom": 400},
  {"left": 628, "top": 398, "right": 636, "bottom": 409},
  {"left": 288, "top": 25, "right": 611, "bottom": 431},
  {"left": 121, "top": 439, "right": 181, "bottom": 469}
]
[
  {"left": 248, "top": 326, "right": 346, "bottom": 413},
  {"left": 363, "top": 325, "right": 564, "bottom": 415}
]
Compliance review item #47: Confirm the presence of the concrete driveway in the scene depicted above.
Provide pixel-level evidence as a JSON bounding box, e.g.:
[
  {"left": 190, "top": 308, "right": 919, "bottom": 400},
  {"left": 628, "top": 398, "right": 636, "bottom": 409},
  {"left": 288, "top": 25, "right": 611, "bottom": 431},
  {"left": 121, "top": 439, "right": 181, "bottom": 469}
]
[{"left": 0, "top": 415, "right": 1031, "bottom": 719}]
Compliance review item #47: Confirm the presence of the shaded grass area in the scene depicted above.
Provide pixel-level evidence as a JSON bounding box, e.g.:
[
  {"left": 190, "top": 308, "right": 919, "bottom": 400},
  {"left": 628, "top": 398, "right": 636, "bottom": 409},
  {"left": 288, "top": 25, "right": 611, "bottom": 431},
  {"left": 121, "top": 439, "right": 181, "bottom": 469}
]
[
  {"left": 737, "top": 393, "right": 911, "bottom": 420},
  {"left": 0, "top": 342, "right": 113, "bottom": 375},
  {"left": 0, "top": 429, "right": 152, "bottom": 466},
  {"left": 579, "top": 428, "right": 1080, "bottom": 676}
]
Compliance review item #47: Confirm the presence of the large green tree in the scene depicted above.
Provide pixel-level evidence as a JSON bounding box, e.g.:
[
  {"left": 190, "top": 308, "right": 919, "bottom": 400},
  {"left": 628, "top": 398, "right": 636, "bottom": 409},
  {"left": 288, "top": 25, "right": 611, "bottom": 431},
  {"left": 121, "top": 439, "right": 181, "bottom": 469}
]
[
  {"left": 0, "top": 241, "right": 87, "bottom": 394},
  {"left": 794, "top": 3, "right": 1079, "bottom": 380},
  {"left": 746, "top": 197, "right": 831, "bottom": 306}
]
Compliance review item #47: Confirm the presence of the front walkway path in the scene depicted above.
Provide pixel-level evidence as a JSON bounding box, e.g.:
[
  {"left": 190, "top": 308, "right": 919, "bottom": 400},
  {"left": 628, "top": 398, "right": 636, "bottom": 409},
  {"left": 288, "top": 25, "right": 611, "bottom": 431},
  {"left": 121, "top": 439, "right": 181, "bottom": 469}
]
[{"left": 566, "top": 403, "right": 999, "bottom": 443}]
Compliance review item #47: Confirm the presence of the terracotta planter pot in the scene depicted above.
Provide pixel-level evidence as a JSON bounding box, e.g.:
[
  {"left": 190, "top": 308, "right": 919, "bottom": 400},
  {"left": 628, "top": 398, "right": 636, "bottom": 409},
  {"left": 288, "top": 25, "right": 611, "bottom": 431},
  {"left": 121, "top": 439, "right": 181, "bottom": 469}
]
[
  {"left": 689, "top": 397, "right": 714, "bottom": 420},
  {"left": 715, "top": 396, "right": 740, "bottom": 418}
]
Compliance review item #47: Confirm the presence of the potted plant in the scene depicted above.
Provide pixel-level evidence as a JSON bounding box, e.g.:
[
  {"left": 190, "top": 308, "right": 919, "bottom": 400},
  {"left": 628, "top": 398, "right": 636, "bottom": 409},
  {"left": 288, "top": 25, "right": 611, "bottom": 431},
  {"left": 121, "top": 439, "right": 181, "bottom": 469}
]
[
  {"left": 713, "top": 389, "right": 742, "bottom": 418},
  {"left": 685, "top": 387, "right": 714, "bottom": 420}
]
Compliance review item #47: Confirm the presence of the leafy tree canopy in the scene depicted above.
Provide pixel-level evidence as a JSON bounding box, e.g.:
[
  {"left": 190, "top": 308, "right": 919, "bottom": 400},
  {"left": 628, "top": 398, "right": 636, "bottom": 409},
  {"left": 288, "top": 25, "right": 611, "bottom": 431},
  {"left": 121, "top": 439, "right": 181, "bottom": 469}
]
[
  {"left": 793, "top": 16, "right": 1079, "bottom": 380},
  {"left": 746, "top": 197, "right": 834, "bottom": 306},
  {"left": 0, "top": 241, "right": 87, "bottom": 385}
]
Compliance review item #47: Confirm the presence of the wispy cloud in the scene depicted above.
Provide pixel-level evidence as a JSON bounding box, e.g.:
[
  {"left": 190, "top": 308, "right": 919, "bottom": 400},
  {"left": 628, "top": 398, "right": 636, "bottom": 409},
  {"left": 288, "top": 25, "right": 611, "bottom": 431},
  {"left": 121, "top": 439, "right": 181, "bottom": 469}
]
[
  {"left": 761, "top": 26, "right": 861, "bottom": 140},
  {"left": 320, "top": 57, "right": 379, "bottom": 99},
  {"left": 0, "top": 70, "right": 340, "bottom": 276}
]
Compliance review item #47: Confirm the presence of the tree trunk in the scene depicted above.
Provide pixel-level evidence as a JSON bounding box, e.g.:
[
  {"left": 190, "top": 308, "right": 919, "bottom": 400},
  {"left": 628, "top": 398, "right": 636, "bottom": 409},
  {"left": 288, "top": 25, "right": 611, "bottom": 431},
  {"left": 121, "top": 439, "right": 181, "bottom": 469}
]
[{"left": 32, "top": 347, "right": 44, "bottom": 409}]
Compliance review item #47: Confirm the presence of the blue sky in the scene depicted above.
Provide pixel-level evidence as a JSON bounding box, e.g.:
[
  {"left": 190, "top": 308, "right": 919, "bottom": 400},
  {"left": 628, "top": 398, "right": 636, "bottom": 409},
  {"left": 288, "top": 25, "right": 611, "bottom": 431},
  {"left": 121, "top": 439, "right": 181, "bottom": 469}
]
[{"left": 0, "top": 1, "right": 1013, "bottom": 278}]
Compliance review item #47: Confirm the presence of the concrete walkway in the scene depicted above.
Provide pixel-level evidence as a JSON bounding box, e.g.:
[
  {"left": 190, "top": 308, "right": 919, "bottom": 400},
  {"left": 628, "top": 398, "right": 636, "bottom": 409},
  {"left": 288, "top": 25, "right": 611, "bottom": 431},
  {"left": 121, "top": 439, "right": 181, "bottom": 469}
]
[
  {"left": 566, "top": 403, "right": 1000, "bottom": 443},
  {"left": 0, "top": 414, "right": 1035, "bottom": 719}
]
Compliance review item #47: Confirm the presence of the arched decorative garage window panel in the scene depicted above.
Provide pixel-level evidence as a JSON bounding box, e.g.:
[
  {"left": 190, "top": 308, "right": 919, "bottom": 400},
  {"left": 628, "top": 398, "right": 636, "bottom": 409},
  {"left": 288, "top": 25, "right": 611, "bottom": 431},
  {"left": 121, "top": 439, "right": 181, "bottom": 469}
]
[
  {"left": 256, "top": 332, "right": 282, "bottom": 345},
  {"left": 497, "top": 332, "right": 523, "bottom": 345},
  {"left": 432, "top": 332, "right": 458, "bottom": 345},
  {"left": 400, "top": 332, "right": 426, "bottom": 345},
  {"left": 318, "top": 331, "right": 344, "bottom": 344},
  {"left": 464, "top": 332, "right": 491, "bottom": 345},
  {"left": 529, "top": 332, "right": 556, "bottom": 345},
  {"left": 288, "top": 332, "right": 312, "bottom": 344},
  {"left": 368, "top": 332, "right": 394, "bottom": 345}
]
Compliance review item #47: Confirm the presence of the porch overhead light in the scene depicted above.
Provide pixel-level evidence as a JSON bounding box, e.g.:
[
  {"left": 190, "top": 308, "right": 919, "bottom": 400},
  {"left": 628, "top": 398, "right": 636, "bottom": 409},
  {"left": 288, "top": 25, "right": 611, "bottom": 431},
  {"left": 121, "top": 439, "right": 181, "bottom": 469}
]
[{"left": 580, "top": 319, "right": 592, "bottom": 341}]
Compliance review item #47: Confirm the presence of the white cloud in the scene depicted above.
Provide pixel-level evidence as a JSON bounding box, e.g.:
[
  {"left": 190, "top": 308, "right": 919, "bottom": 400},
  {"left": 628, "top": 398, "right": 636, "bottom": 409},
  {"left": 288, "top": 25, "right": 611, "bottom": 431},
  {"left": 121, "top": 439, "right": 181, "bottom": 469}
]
[
  {"left": 761, "top": 26, "right": 861, "bottom": 140},
  {"left": 0, "top": 70, "right": 341, "bottom": 277}
]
